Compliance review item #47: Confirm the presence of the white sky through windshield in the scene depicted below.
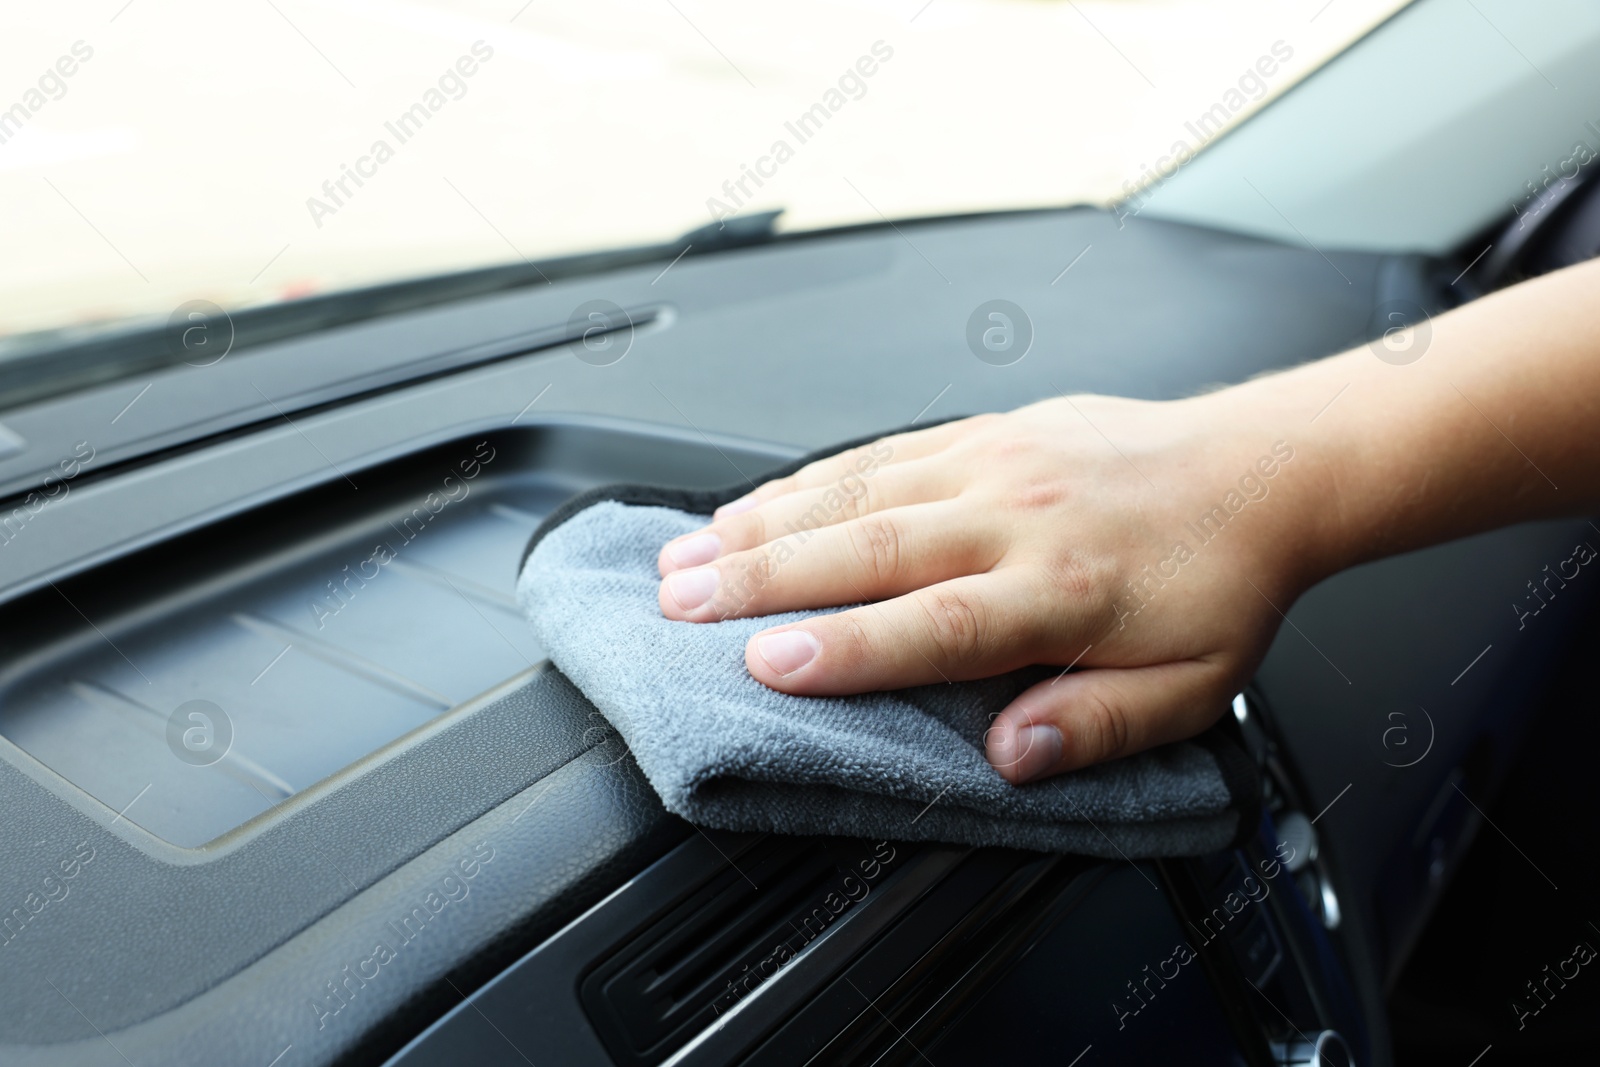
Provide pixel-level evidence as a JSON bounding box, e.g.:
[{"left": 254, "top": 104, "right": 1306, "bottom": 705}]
[{"left": 1, "top": 0, "right": 1404, "bottom": 347}]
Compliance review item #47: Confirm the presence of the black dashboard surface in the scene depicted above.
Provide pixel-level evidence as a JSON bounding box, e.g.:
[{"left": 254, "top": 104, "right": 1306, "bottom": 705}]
[{"left": 0, "top": 207, "right": 1587, "bottom": 1065}]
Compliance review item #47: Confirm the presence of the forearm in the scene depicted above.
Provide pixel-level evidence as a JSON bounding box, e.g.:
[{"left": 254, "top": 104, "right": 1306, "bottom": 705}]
[{"left": 1211, "top": 257, "right": 1600, "bottom": 587}]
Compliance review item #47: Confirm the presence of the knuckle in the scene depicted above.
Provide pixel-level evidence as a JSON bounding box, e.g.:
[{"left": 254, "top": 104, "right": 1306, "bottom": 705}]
[
  {"left": 825, "top": 610, "right": 876, "bottom": 668},
  {"left": 915, "top": 588, "right": 987, "bottom": 667},
  {"left": 763, "top": 474, "right": 798, "bottom": 499},
  {"left": 1078, "top": 688, "right": 1132, "bottom": 760},
  {"left": 792, "top": 456, "right": 839, "bottom": 489},
  {"left": 845, "top": 514, "right": 906, "bottom": 584},
  {"left": 982, "top": 433, "right": 1041, "bottom": 462},
  {"left": 726, "top": 509, "right": 770, "bottom": 550},
  {"left": 957, "top": 412, "right": 1003, "bottom": 435},
  {"left": 715, "top": 549, "right": 780, "bottom": 614},
  {"left": 1043, "top": 550, "right": 1101, "bottom": 603},
  {"left": 708, "top": 559, "right": 756, "bottom": 617},
  {"left": 1007, "top": 477, "right": 1070, "bottom": 511},
  {"left": 833, "top": 475, "right": 879, "bottom": 521}
]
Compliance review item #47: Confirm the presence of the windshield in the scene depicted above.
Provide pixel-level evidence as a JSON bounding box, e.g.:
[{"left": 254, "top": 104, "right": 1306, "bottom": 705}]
[{"left": 3, "top": 1, "right": 1405, "bottom": 372}]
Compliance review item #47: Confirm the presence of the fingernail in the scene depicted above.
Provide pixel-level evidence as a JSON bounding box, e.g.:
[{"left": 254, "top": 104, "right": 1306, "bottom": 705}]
[
  {"left": 756, "top": 630, "right": 819, "bottom": 675},
  {"left": 665, "top": 567, "right": 719, "bottom": 612},
  {"left": 666, "top": 531, "right": 721, "bottom": 569},
  {"left": 1011, "top": 724, "right": 1062, "bottom": 784},
  {"left": 717, "top": 494, "right": 759, "bottom": 517}
]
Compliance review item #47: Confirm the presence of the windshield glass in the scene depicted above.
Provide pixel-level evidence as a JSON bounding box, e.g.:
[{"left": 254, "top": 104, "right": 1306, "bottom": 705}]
[{"left": 4, "top": 0, "right": 1405, "bottom": 367}]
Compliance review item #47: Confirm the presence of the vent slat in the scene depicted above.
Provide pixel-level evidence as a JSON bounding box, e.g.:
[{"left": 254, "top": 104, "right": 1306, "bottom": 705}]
[{"left": 581, "top": 837, "right": 908, "bottom": 1066}]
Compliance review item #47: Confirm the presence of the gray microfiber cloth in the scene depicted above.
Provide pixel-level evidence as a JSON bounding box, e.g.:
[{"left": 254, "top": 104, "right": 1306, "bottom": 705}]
[{"left": 516, "top": 435, "right": 1258, "bottom": 859}]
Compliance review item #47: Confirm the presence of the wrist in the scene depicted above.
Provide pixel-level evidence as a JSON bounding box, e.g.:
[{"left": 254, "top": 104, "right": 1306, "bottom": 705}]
[{"left": 1187, "top": 364, "right": 1364, "bottom": 597}]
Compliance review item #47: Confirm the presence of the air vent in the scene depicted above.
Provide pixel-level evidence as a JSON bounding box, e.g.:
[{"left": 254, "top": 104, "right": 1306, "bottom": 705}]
[{"left": 581, "top": 836, "right": 905, "bottom": 1066}]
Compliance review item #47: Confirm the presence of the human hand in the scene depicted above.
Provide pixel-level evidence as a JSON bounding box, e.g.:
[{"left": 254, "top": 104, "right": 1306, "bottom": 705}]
[{"left": 655, "top": 394, "right": 1329, "bottom": 784}]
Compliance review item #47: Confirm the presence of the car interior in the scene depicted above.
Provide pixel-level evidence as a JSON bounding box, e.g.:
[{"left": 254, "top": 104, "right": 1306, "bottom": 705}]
[{"left": 2, "top": 1, "right": 1598, "bottom": 1064}]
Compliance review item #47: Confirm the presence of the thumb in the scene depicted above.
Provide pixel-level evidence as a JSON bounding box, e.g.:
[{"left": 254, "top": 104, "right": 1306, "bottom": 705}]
[{"left": 984, "top": 660, "right": 1231, "bottom": 785}]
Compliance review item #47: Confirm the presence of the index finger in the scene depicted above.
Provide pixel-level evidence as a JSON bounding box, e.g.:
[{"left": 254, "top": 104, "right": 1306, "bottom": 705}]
[{"left": 743, "top": 569, "right": 1059, "bottom": 694}]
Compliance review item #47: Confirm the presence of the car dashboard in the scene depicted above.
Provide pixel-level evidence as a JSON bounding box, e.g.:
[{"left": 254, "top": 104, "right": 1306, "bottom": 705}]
[{"left": 1, "top": 207, "right": 1590, "bottom": 1066}]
